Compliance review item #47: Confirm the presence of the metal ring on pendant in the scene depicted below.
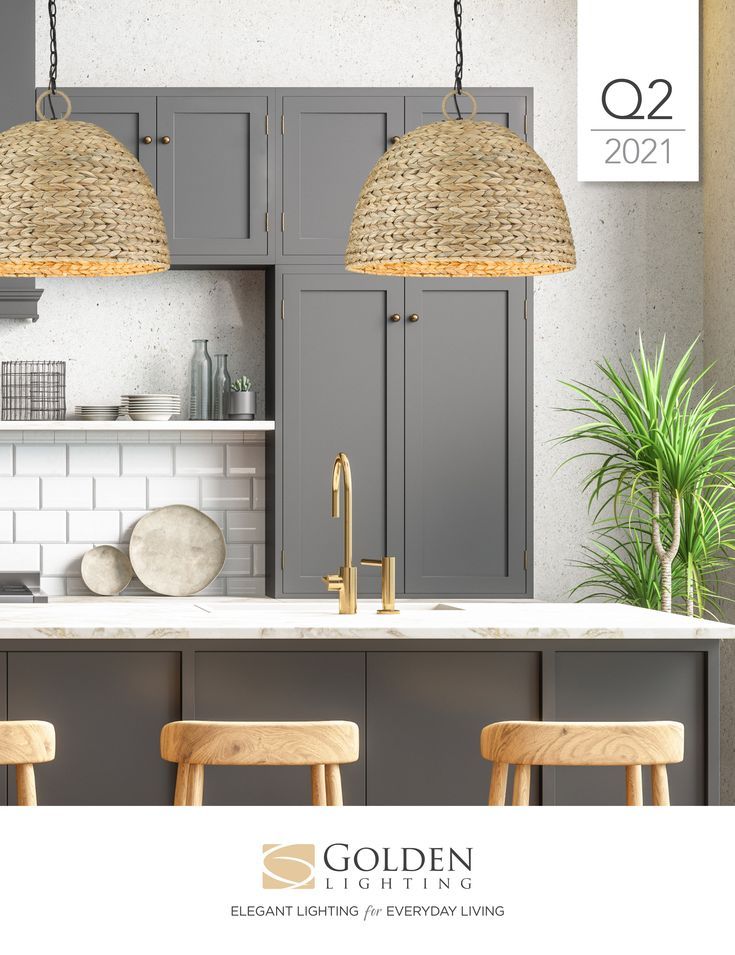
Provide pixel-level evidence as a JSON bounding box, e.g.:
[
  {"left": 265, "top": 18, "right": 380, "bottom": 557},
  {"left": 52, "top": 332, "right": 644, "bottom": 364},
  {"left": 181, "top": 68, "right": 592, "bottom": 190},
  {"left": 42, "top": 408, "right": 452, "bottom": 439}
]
[
  {"left": 441, "top": 89, "right": 477, "bottom": 121},
  {"left": 35, "top": 88, "right": 72, "bottom": 121}
]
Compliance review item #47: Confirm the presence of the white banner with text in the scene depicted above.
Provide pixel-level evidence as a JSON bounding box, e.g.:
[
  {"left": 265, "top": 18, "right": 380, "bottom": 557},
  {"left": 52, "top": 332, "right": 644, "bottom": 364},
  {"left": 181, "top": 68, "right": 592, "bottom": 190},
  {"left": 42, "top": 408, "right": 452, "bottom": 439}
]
[{"left": 578, "top": 0, "right": 699, "bottom": 181}]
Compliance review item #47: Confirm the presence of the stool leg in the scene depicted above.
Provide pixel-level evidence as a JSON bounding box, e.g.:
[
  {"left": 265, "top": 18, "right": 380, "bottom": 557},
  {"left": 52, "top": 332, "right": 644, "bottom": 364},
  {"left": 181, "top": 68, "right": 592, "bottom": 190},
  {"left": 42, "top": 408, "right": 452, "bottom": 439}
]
[
  {"left": 626, "top": 765, "right": 643, "bottom": 805},
  {"left": 512, "top": 764, "right": 531, "bottom": 806},
  {"left": 311, "top": 764, "right": 327, "bottom": 806},
  {"left": 174, "top": 763, "right": 190, "bottom": 806},
  {"left": 16, "top": 764, "right": 37, "bottom": 806},
  {"left": 488, "top": 762, "right": 508, "bottom": 806},
  {"left": 325, "top": 764, "right": 343, "bottom": 806},
  {"left": 187, "top": 764, "right": 205, "bottom": 806},
  {"left": 651, "top": 765, "right": 670, "bottom": 806}
]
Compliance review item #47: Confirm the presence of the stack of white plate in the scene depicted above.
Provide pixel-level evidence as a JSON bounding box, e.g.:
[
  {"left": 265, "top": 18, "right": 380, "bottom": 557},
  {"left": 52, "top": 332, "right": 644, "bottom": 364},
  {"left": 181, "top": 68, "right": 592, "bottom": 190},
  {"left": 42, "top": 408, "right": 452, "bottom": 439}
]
[
  {"left": 125, "top": 394, "right": 181, "bottom": 421},
  {"left": 75, "top": 405, "right": 120, "bottom": 421}
]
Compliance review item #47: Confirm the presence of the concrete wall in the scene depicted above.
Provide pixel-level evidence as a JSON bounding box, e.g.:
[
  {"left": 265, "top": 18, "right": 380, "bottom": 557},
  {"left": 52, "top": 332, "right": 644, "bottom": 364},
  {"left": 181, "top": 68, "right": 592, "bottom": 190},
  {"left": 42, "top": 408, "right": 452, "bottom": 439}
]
[
  {"left": 703, "top": 0, "right": 735, "bottom": 805},
  {"left": 34, "top": 0, "right": 704, "bottom": 603}
]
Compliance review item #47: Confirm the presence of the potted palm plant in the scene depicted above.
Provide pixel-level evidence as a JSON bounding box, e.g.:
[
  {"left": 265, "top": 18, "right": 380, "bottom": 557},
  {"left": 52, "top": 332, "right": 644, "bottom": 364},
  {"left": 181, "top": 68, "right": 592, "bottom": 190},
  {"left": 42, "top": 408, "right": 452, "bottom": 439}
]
[
  {"left": 229, "top": 376, "right": 256, "bottom": 420},
  {"left": 558, "top": 338, "right": 735, "bottom": 617}
]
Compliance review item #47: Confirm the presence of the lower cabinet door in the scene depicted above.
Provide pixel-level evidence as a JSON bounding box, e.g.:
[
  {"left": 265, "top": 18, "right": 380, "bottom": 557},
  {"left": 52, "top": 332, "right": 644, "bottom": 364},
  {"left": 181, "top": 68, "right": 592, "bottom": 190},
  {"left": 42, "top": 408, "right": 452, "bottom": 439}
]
[
  {"left": 367, "top": 652, "right": 540, "bottom": 805},
  {"left": 194, "top": 652, "right": 366, "bottom": 805},
  {"left": 7, "top": 652, "right": 181, "bottom": 806},
  {"left": 552, "top": 651, "right": 707, "bottom": 806}
]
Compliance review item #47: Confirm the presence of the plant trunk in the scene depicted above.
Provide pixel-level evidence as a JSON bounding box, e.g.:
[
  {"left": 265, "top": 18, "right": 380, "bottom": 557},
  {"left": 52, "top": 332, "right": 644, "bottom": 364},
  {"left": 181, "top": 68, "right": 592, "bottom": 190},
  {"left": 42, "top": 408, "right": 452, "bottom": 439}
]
[{"left": 651, "top": 489, "right": 681, "bottom": 613}]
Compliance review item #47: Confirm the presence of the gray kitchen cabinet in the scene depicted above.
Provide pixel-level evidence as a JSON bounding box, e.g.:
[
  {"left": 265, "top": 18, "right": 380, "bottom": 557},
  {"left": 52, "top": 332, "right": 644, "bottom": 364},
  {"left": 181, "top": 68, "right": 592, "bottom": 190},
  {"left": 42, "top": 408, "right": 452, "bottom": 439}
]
[
  {"left": 279, "top": 91, "right": 404, "bottom": 260},
  {"left": 280, "top": 269, "right": 405, "bottom": 595},
  {"left": 193, "top": 651, "right": 366, "bottom": 805},
  {"left": 6, "top": 651, "right": 180, "bottom": 805},
  {"left": 157, "top": 94, "right": 270, "bottom": 262},
  {"left": 552, "top": 650, "right": 708, "bottom": 806},
  {"left": 38, "top": 89, "right": 274, "bottom": 266},
  {"left": 367, "top": 651, "right": 541, "bottom": 805},
  {"left": 0, "top": 653, "right": 6, "bottom": 805},
  {"left": 403, "top": 278, "right": 529, "bottom": 595}
]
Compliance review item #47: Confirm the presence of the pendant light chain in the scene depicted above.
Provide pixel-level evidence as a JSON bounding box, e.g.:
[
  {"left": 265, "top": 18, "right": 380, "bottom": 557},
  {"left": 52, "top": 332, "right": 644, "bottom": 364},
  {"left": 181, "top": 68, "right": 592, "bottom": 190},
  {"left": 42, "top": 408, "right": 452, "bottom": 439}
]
[
  {"left": 452, "top": 0, "right": 464, "bottom": 119},
  {"left": 46, "top": 0, "right": 59, "bottom": 118}
]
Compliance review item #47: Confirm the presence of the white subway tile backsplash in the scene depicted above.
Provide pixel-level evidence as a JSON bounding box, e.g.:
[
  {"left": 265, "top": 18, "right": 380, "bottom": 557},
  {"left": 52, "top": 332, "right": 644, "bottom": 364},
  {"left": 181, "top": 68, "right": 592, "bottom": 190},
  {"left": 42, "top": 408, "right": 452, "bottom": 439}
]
[
  {"left": 16, "top": 511, "right": 67, "bottom": 543},
  {"left": 226, "top": 510, "right": 265, "bottom": 543},
  {"left": 226, "top": 444, "right": 265, "bottom": 476},
  {"left": 175, "top": 444, "right": 224, "bottom": 476},
  {"left": 69, "top": 510, "right": 120, "bottom": 543},
  {"left": 15, "top": 445, "right": 67, "bottom": 476},
  {"left": 42, "top": 543, "right": 90, "bottom": 575},
  {"left": 201, "top": 477, "right": 251, "bottom": 509},
  {"left": 0, "top": 446, "right": 13, "bottom": 475},
  {"left": 42, "top": 477, "right": 92, "bottom": 509},
  {"left": 0, "top": 543, "right": 40, "bottom": 571},
  {"left": 226, "top": 577, "right": 266, "bottom": 596},
  {"left": 148, "top": 477, "right": 199, "bottom": 508},
  {"left": 0, "top": 512, "right": 13, "bottom": 542},
  {"left": 69, "top": 444, "right": 120, "bottom": 476},
  {"left": 221, "top": 543, "right": 252, "bottom": 575},
  {"left": 0, "top": 477, "right": 40, "bottom": 508},
  {"left": 0, "top": 436, "right": 264, "bottom": 594},
  {"left": 95, "top": 476, "right": 146, "bottom": 509},
  {"left": 122, "top": 444, "right": 172, "bottom": 476},
  {"left": 40, "top": 576, "right": 67, "bottom": 596},
  {"left": 253, "top": 478, "right": 265, "bottom": 510}
]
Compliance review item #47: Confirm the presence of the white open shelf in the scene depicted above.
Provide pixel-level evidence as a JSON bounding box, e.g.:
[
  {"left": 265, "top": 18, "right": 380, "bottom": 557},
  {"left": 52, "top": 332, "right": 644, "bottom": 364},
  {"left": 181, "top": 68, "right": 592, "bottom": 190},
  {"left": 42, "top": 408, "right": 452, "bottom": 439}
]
[{"left": 0, "top": 419, "right": 275, "bottom": 431}]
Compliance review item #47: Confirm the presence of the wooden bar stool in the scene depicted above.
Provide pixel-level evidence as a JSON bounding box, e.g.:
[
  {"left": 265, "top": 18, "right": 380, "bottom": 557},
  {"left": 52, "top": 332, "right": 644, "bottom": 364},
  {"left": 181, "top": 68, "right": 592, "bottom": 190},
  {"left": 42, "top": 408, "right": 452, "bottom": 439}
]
[
  {"left": 481, "top": 720, "right": 684, "bottom": 806},
  {"left": 0, "top": 721, "right": 56, "bottom": 806},
  {"left": 160, "top": 720, "right": 360, "bottom": 806}
]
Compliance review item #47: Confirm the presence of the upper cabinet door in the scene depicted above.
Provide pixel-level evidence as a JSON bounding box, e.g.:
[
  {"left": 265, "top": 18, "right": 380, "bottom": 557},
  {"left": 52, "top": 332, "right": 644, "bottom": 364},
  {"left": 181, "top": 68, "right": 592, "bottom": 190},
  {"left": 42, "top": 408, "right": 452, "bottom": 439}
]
[
  {"left": 403, "top": 279, "right": 529, "bottom": 596},
  {"left": 280, "top": 93, "right": 404, "bottom": 259},
  {"left": 157, "top": 95, "right": 270, "bottom": 260},
  {"left": 405, "top": 92, "right": 528, "bottom": 139},
  {"left": 39, "top": 92, "right": 157, "bottom": 183},
  {"left": 281, "top": 271, "right": 404, "bottom": 595}
]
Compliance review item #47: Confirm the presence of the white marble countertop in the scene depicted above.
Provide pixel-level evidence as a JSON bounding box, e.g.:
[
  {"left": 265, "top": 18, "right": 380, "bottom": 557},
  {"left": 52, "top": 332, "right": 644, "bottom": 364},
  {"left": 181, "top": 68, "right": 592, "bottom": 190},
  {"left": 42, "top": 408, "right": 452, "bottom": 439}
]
[{"left": 0, "top": 597, "right": 730, "bottom": 640}]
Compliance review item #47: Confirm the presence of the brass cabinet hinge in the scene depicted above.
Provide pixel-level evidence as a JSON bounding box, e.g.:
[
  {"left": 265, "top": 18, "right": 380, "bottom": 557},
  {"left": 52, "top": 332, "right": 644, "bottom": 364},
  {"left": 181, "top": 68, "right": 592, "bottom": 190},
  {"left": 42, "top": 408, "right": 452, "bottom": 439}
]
[
  {"left": 280, "top": 298, "right": 285, "bottom": 321},
  {"left": 281, "top": 211, "right": 285, "bottom": 232},
  {"left": 524, "top": 298, "right": 528, "bottom": 321},
  {"left": 265, "top": 114, "right": 269, "bottom": 135},
  {"left": 523, "top": 549, "right": 528, "bottom": 571},
  {"left": 265, "top": 212, "right": 269, "bottom": 232},
  {"left": 281, "top": 549, "right": 286, "bottom": 570},
  {"left": 280, "top": 113, "right": 285, "bottom": 134},
  {"left": 524, "top": 110, "right": 528, "bottom": 138}
]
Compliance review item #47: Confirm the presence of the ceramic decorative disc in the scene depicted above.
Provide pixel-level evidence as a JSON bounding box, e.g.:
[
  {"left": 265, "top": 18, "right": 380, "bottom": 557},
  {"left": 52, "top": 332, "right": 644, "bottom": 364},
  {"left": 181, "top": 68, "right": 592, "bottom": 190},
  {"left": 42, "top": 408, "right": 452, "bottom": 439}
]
[
  {"left": 129, "top": 505, "right": 226, "bottom": 596},
  {"left": 81, "top": 545, "right": 134, "bottom": 596}
]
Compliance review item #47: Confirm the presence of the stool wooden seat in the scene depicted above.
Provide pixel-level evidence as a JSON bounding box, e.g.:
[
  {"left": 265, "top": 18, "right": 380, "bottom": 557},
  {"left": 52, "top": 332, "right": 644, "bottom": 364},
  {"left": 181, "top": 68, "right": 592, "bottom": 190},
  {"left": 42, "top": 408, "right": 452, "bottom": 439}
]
[
  {"left": 0, "top": 721, "right": 56, "bottom": 806},
  {"left": 481, "top": 720, "right": 684, "bottom": 806},
  {"left": 160, "top": 720, "right": 360, "bottom": 806}
]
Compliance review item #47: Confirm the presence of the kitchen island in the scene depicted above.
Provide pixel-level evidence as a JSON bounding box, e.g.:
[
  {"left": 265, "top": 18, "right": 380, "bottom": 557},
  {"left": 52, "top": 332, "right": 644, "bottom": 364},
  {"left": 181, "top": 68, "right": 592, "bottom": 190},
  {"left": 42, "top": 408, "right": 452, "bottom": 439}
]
[{"left": 0, "top": 599, "right": 729, "bottom": 807}]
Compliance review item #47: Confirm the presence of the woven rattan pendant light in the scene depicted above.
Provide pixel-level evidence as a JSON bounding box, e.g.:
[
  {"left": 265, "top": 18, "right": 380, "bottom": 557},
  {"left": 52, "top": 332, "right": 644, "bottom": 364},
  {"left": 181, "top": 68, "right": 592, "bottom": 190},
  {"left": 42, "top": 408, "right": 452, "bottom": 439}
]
[
  {"left": 346, "top": 1, "right": 575, "bottom": 278},
  {"left": 0, "top": 1, "right": 169, "bottom": 277}
]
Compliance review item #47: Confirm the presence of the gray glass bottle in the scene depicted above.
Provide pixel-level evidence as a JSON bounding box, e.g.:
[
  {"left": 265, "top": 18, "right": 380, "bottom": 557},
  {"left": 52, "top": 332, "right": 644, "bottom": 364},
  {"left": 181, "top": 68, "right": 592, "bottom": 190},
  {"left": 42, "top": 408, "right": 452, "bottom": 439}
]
[
  {"left": 189, "top": 339, "right": 212, "bottom": 420},
  {"left": 212, "top": 354, "right": 231, "bottom": 421}
]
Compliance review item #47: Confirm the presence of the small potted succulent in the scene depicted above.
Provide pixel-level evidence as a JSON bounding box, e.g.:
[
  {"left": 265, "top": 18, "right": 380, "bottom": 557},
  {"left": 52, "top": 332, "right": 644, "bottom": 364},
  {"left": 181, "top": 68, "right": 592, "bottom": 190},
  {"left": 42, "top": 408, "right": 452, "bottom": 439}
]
[{"left": 229, "top": 376, "right": 256, "bottom": 420}]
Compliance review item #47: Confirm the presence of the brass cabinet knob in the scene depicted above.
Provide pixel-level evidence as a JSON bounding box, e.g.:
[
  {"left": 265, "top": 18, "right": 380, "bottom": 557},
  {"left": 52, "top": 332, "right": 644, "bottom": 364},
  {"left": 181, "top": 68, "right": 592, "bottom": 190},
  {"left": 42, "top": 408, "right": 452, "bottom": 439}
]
[
  {"left": 390, "top": 135, "right": 401, "bottom": 144},
  {"left": 389, "top": 314, "right": 401, "bottom": 322},
  {"left": 161, "top": 135, "right": 171, "bottom": 144},
  {"left": 142, "top": 135, "right": 153, "bottom": 144},
  {"left": 408, "top": 313, "right": 419, "bottom": 322}
]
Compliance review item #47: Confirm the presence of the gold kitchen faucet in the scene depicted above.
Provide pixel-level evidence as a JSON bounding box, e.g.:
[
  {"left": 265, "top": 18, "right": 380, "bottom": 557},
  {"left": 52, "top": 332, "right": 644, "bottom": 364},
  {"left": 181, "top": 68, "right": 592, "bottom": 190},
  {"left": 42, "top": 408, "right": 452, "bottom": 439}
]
[{"left": 322, "top": 452, "right": 358, "bottom": 614}]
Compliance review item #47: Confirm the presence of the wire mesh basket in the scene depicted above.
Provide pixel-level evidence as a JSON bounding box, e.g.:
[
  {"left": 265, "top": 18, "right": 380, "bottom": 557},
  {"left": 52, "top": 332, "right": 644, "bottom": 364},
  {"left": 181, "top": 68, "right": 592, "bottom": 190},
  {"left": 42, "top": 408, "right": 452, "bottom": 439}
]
[{"left": 1, "top": 361, "right": 66, "bottom": 420}]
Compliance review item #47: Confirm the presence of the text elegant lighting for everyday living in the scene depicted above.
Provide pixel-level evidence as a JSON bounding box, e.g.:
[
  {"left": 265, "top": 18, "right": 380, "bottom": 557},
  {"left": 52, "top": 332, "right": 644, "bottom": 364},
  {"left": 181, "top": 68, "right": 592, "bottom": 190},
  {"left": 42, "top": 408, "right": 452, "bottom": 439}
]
[
  {"left": 0, "top": 1, "right": 169, "bottom": 277},
  {"left": 345, "top": 0, "right": 576, "bottom": 277}
]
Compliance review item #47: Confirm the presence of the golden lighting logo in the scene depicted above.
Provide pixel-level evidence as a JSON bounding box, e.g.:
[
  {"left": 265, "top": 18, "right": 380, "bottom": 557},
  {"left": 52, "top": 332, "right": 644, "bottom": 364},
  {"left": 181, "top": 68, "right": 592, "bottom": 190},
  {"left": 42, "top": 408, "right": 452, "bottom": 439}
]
[{"left": 262, "top": 844, "right": 316, "bottom": 890}]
